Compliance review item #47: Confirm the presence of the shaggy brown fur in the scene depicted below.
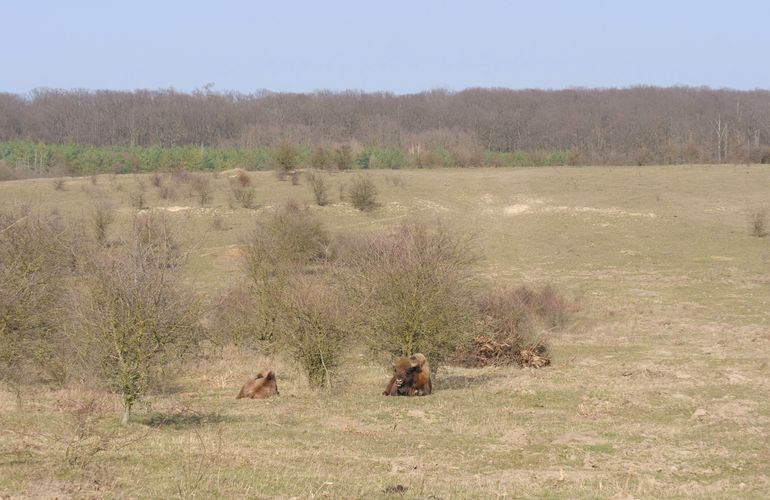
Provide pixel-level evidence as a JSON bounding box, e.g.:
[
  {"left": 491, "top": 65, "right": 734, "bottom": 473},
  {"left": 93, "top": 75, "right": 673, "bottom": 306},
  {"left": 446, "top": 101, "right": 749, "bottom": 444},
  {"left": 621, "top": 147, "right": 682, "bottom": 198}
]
[
  {"left": 236, "top": 371, "right": 279, "bottom": 399},
  {"left": 383, "top": 353, "right": 432, "bottom": 396}
]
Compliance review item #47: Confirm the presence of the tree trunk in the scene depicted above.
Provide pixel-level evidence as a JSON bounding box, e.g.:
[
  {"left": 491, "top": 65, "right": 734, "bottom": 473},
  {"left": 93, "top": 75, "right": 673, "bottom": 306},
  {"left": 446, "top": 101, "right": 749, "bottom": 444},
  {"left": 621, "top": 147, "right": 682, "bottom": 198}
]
[{"left": 121, "top": 403, "right": 131, "bottom": 426}]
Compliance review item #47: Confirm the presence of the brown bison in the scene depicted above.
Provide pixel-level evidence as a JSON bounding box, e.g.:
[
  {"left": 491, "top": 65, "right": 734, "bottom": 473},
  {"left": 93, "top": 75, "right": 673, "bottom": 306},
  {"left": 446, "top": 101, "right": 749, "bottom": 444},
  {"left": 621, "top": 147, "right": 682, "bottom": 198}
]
[
  {"left": 236, "top": 371, "right": 279, "bottom": 399},
  {"left": 383, "top": 353, "right": 432, "bottom": 396}
]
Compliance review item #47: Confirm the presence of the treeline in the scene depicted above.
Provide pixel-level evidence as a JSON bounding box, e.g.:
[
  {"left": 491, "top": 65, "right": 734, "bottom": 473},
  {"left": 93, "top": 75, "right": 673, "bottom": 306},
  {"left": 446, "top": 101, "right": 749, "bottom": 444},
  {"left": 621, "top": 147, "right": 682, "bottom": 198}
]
[{"left": 2, "top": 86, "right": 770, "bottom": 168}]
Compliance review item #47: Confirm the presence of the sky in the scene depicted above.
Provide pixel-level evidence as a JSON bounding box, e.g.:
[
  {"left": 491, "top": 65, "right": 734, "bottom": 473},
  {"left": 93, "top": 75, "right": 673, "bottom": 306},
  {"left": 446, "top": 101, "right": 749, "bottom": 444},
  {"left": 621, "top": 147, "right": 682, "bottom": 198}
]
[{"left": 2, "top": 0, "right": 770, "bottom": 95}]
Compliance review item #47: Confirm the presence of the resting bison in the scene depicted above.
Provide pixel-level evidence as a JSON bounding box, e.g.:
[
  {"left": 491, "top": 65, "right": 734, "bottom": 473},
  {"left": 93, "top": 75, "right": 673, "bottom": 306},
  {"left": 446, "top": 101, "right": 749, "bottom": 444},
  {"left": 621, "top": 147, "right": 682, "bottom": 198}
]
[
  {"left": 236, "top": 370, "right": 279, "bottom": 399},
  {"left": 383, "top": 353, "right": 432, "bottom": 396}
]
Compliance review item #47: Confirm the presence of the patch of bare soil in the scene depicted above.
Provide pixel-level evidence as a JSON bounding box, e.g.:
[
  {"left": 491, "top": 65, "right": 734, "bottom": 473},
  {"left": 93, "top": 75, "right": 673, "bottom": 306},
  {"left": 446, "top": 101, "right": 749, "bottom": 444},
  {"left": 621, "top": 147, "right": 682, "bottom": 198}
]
[
  {"left": 502, "top": 202, "right": 656, "bottom": 219},
  {"left": 222, "top": 245, "right": 245, "bottom": 260}
]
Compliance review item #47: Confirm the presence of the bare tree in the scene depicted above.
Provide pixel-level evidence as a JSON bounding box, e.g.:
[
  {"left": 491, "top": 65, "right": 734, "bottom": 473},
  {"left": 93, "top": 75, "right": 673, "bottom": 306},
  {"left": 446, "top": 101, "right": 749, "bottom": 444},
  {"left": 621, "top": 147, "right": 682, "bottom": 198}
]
[{"left": 73, "top": 214, "right": 200, "bottom": 425}]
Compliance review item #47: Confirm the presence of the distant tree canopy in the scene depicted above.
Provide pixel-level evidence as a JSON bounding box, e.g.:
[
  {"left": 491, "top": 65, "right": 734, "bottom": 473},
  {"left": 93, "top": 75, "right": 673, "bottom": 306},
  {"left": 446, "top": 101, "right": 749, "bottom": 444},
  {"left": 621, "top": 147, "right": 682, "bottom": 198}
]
[{"left": 1, "top": 86, "right": 770, "bottom": 166}]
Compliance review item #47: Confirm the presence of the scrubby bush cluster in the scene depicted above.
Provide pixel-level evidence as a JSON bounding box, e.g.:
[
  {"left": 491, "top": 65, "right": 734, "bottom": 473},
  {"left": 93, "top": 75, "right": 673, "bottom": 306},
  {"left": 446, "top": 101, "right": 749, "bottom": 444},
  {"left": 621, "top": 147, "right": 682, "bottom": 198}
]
[
  {"left": 0, "top": 197, "right": 574, "bottom": 421},
  {"left": 306, "top": 170, "right": 330, "bottom": 206},
  {"left": 0, "top": 208, "right": 200, "bottom": 423},
  {"left": 72, "top": 215, "right": 200, "bottom": 425},
  {"left": 336, "top": 222, "right": 478, "bottom": 369},
  {"left": 348, "top": 175, "right": 378, "bottom": 211},
  {"left": 225, "top": 210, "right": 572, "bottom": 384},
  {"left": 0, "top": 208, "right": 70, "bottom": 403}
]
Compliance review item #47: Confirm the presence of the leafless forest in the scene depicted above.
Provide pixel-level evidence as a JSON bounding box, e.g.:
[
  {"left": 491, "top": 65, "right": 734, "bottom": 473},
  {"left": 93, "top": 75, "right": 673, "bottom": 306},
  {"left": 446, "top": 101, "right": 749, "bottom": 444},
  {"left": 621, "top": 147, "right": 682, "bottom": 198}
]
[{"left": 2, "top": 86, "right": 770, "bottom": 165}]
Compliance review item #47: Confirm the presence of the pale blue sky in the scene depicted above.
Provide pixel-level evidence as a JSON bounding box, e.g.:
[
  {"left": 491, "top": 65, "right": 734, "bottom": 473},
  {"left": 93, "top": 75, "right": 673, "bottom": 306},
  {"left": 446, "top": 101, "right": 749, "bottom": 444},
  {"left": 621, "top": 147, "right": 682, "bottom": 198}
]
[{"left": 2, "top": 0, "right": 769, "bottom": 94}]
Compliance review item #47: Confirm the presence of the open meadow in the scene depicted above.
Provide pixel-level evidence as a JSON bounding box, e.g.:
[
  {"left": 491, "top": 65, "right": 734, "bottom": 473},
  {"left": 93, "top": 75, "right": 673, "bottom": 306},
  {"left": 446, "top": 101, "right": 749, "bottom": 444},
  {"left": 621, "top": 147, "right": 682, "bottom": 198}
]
[{"left": 1, "top": 165, "right": 769, "bottom": 498}]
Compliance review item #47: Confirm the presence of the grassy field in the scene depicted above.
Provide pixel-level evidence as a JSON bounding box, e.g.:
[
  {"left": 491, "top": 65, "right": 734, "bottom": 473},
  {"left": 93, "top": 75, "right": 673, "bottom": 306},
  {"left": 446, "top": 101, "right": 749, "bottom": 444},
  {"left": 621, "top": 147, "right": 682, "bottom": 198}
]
[{"left": 1, "top": 165, "right": 769, "bottom": 498}]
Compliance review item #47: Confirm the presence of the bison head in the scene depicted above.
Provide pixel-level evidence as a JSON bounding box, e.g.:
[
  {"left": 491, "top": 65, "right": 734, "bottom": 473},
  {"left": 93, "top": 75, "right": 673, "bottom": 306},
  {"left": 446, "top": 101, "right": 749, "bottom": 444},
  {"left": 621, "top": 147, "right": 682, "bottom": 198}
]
[{"left": 389, "top": 354, "right": 426, "bottom": 396}]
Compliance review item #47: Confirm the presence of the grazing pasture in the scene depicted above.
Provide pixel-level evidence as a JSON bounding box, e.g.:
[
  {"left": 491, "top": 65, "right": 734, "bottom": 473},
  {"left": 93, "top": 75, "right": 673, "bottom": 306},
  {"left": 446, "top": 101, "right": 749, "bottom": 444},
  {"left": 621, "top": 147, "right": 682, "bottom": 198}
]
[{"left": 1, "top": 165, "right": 769, "bottom": 498}]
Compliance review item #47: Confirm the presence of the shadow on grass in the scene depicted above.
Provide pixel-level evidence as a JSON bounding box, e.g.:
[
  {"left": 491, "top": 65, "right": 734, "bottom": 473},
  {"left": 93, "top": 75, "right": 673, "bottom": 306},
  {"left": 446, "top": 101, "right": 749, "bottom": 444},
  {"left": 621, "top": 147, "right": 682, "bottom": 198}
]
[
  {"left": 437, "top": 373, "right": 499, "bottom": 390},
  {"left": 141, "top": 411, "right": 227, "bottom": 429}
]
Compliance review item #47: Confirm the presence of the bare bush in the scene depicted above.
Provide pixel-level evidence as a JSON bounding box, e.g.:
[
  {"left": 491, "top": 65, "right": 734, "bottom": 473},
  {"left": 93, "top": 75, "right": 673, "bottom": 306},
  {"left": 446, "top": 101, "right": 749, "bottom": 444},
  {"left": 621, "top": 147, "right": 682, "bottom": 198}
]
[
  {"left": 749, "top": 209, "right": 768, "bottom": 237},
  {"left": 191, "top": 174, "right": 212, "bottom": 206},
  {"left": 171, "top": 167, "right": 191, "bottom": 184},
  {"left": 207, "top": 281, "right": 275, "bottom": 347},
  {"left": 0, "top": 161, "right": 15, "bottom": 181},
  {"left": 54, "top": 391, "right": 146, "bottom": 468},
  {"left": 333, "top": 145, "right": 353, "bottom": 170},
  {"left": 274, "top": 279, "right": 348, "bottom": 388},
  {"left": 0, "top": 209, "right": 69, "bottom": 404},
  {"left": 236, "top": 170, "right": 251, "bottom": 187},
  {"left": 158, "top": 185, "right": 176, "bottom": 200},
  {"left": 231, "top": 185, "right": 256, "bottom": 209},
  {"left": 236, "top": 205, "right": 344, "bottom": 386},
  {"left": 243, "top": 202, "right": 330, "bottom": 282},
  {"left": 132, "top": 212, "right": 184, "bottom": 269},
  {"left": 151, "top": 172, "right": 163, "bottom": 188},
  {"left": 92, "top": 202, "right": 115, "bottom": 244},
  {"left": 306, "top": 170, "right": 330, "bottom": 206},
  {"left": 348, "top": 175, "right": 378, "bottom": 211},
  {"left": 72, "top": 216, "right": 200, "bottom": 425},
  {"left": 129, "top": 191, "right": 146, "bottom": 210},
  {"left": 309, "top": 147, "right": 333, "bottom": 169},
  {"left": 337, "top": 221, "right": 478, "bottom": 369},
  {"left": 274, "top": 141, "right": 299, "bottom": 180}
]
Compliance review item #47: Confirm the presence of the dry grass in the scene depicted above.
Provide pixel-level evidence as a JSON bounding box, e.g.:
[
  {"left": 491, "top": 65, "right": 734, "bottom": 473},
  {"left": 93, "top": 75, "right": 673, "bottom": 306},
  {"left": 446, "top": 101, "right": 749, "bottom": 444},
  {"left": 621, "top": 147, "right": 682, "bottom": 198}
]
[{"left": 1, "top": 165, "right": 770, "bottom": 497}]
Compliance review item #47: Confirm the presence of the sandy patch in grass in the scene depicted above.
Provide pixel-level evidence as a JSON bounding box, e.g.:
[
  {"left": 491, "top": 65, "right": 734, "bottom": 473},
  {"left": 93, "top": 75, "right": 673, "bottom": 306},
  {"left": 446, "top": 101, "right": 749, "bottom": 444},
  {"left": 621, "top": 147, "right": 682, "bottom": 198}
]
[
  {"left": 546, "top": 205, "right": 657, "bottom": 218},
  {"left": 503, "top": 203, "right": 656, "bottom": 218},
  {"left": 504, "top": 204, "right": 531, "bottom": 215},
  {"left": 415, "top": 199, "right": 449, "bottom": 211}
]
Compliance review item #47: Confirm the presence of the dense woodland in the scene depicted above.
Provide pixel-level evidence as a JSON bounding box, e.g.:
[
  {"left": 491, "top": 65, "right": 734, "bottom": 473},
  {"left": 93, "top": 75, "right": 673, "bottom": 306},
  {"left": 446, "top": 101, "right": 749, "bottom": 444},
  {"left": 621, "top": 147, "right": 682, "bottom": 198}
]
[{"left": 1, "top": 86, "right": 770, "bottom": 172}]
